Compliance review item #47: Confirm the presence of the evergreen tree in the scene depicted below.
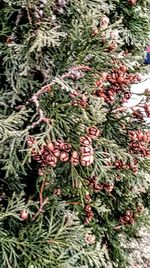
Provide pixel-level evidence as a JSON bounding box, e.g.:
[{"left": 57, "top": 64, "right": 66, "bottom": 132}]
[{"left": 0, "top": 0, "right": 150, "bottom": 267}]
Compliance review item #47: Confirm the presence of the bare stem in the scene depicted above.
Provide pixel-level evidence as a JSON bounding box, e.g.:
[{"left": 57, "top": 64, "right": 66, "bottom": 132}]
[{"left": 32, "top": 178, "right": 49, "bottom": 221}]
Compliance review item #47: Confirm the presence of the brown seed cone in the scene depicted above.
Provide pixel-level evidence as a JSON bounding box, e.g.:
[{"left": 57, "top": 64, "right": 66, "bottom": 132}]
[
  {"left": 137, "top": 131, "right": 144, "bottom": 141},
  {"left": 60, "top": 142, "right": 71, "bottom": 152},
  {"left": 119, "top": 210, "right": 135, "bottom": 225},
  {"left": 53, "top": 188, "right": 61, "bottom": 196},
  {"left": 20, "top": 210, "right": 28, "bottom": 220},
  {"left": 136, "top": 73, "right": 143, "bottom": 81},
  {"left": 101, "top": 72, "right": 108, "bottom": 81},
  {"left": 87, "top": 126, "right": 101, "bottom": 139},
  {"left": 103, "top": 183, "right": 114, "bottom": 193},
  {"left": 26, "top": 136, "right": 37, "bottom": 147},
  {"left": 69, "top": 90, "right": 79, "bottom": 98},
  {"left": 117, "top": 76, "right": 124, "bottom": 84},
  {"left": 108, "top": 40, "right": 118, "bottom": 51},
  {"left": 60, "top": 151, "right": 69, "bottom": 162},
  {"left": 47, "top": 142, "right": 55, "bottom": 152},
  {"left": 84, "top": 218, "right": 92, "bottom": 225},
  {"left": 92, "top": 28, "right": 99, "bottom": 36},
  {"left": 119, "top": 65, "right": 127, "bottom": 73},
  {"left": 132, "top": 109, "right": 144, "bottom": 120},
  {"left": 93, "top": 183, "right": 103, "bottom": 193},
  {"left": 31, "top": 149, "right": 43, "bottom": 163},
  {"left": 80, "top": 154, "right": 94, "bottom": 166},
  {"left": 128, "top": 0, "right": 136, "bottom": 5},
  {"left": 85, "top": 204, "right": 92, "bottom": 212},
  {"left": 85, "top": 193, "right": 92, "bottom": 202},
  {"left": 80, "top": 145, "right": 93, "bottom": 155},
  {"left": 100, "top": 15, "right": 110, "bottom": 28},
  {"left": 54, "top": 140, "right": 63, "bottom": 149},
  {"left": 80, "top": 136, "right": 92, "bottom": 146},
  {"left": 70, "top": 151, "right": 79, "bottom": 166},
  {"left": 84, "top": 211, "right": 94, "bottom": 224},
  {"left": 53, "top": 148, "right": 61, "bottom": 157},
  {"left": 85, "top": 233, "right": 96, "bottom": 244},
  {"left": 79, "top": 99, "right": 88, "bottom": 108},
  {"left": 43, "top": 153, "right": 58, "bottom": 167}
]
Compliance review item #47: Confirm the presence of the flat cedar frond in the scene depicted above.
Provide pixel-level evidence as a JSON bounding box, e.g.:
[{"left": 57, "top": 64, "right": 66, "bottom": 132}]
[{"left": 29, "top": 27, "right": 66, "bottom": 53}]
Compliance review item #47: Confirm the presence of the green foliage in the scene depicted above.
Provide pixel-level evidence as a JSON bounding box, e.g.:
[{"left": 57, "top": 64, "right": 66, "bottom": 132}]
[
  {"left": 0, "top": 197, "right": 107, "bottom": 268},
  {"left": 0, "top": 0, "right": 150, "bottom": 267}
]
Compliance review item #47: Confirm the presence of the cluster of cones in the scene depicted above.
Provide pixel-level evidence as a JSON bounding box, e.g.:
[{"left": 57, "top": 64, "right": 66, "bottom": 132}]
[
  {"left": 118, "top": 206, "right": 144, "bottom": 227},
  {"left": 28, "top": 138, "right": 72, "bottom": 167},
  {"left": 70, "top": 90, "right": 88, "bottom": 108},
  {"left": 119, "top": 210, "right": 135, "bottom": 225},
  {"left": 114, "top": 159, "right": 138, "bottom": 174},
  {"left": 73, "top": 127, "right": 100, "bottom": 166},
  {"left": 132, "top": 103, "right": 150, "bottom": 120},
  {"left": 129, "top": 130, "right": 150, "bottom": 156},
  {"left": 87, "top": 176, "right": 114, "bottom": 193},
  {"left": 84, "top": 204, "right": 94, "bottom": 225},
  {"left": 105, "top": 159, "right": 139, "bottom": 174},
  {"left": 95, "top": 65, "right": 141, "bottom": 104},
  {"left": 27, "top": 126, "right": 100, "bottom": 168},
  {"left": 92, "top": 15, "right": 119, "bottom": 51},
  {"left": 84, "top": 180, "right": 114, "bottom": 224}
]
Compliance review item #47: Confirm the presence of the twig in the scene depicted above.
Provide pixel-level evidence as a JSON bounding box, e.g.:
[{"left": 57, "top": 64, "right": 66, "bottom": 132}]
[
  {"left": 30, "top": 84, "right": 52, "bottom": 101},
  {"left": 32, "top": 197, "right": 49, "bottom": 221},
  {"left": 16, "top": 9, "right": 23, "bottom": 26},
  {"left": 65, "top": 201, "right": 81, "bottom": 205},
  {"left": 132, "top": 76, "right": 150, "bottom": 85},
  {"left": 30, "top": 95, "right": 50, "bottom": 128},
  {"left": 130, "top": 97, "right": 145, "bottom": 110},
  {"left": 18, "top": 84, "right": 53, "bottom": 110},
  {"left": 32, "top": 178, "right": 49, "bottom": 221},
  {"left": 26, "top": 7, "right": 32, "bottom": 25},
  {"left": 69, "top": 65, "right": 92, "bottom": 72},
  {"left": 39, "top": 177, "right": 46, "bottom": 208},
  {"left": 114, "top": 224, "right": 123, "bottom": 230}
]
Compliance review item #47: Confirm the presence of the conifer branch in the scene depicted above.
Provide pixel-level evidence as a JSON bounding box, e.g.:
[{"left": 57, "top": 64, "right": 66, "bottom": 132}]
[
  {"left": 16, "top": 65, "right": 92, "bottom": 128},
  {"left": 30, "top": 95, "right": 50, "bottom": 128},
  {"left": 18, "top": 64, "right": 92, "bottom": 106}
]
